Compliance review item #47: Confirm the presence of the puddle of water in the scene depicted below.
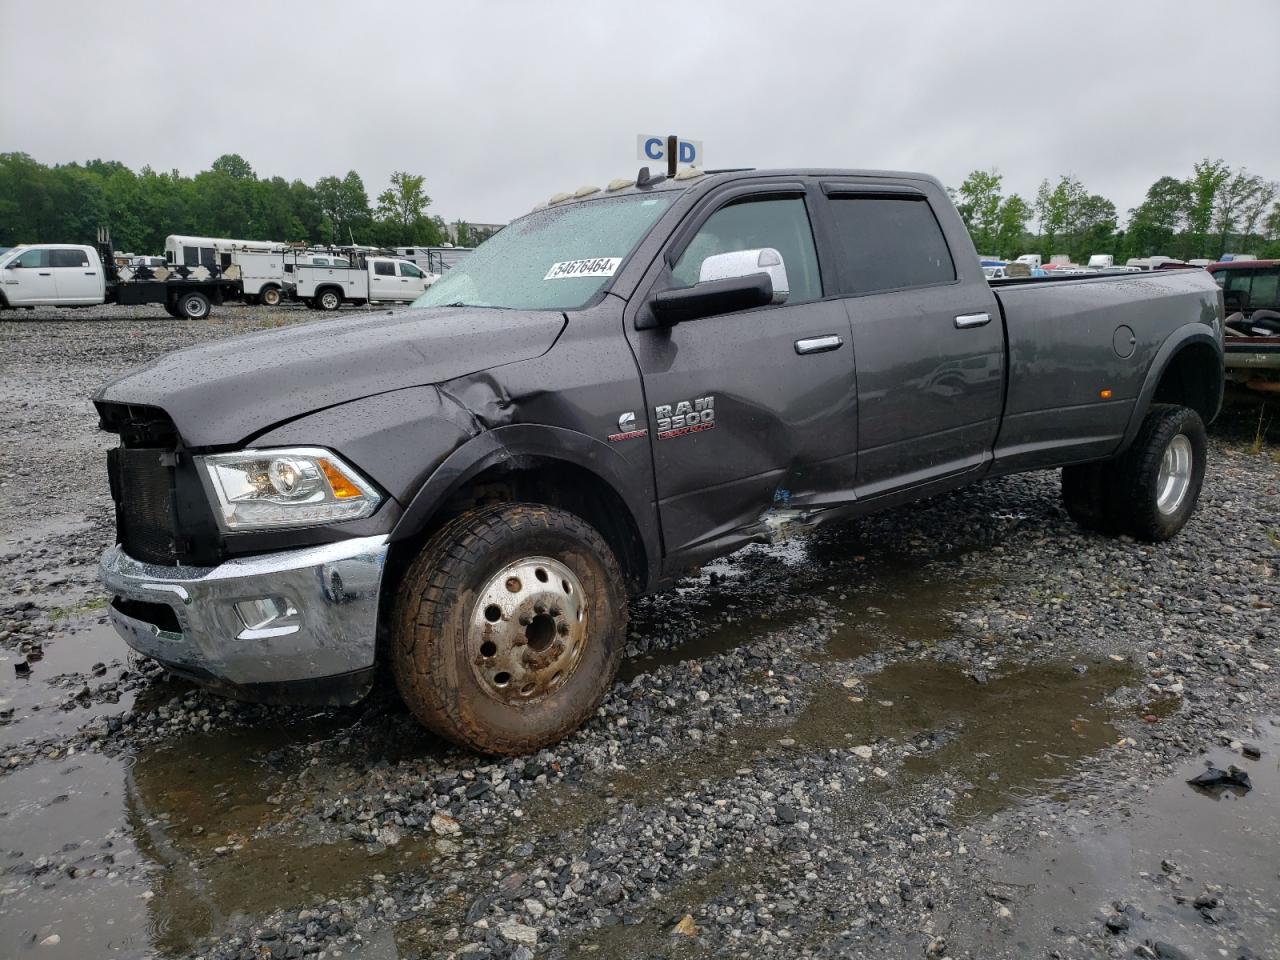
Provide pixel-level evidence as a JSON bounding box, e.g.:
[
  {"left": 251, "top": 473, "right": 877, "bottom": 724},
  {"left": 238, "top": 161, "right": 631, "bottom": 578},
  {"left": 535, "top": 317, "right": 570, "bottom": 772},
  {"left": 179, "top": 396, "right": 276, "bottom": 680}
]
[
  {"left": 953, "top": 717, "right": 1280, "bottom": 957},
  {"left": 0, "top": 710, "right": 437, "bottom": 957},
  {"left": 0, "top": 619, "right": 134, "bottom": 750}
]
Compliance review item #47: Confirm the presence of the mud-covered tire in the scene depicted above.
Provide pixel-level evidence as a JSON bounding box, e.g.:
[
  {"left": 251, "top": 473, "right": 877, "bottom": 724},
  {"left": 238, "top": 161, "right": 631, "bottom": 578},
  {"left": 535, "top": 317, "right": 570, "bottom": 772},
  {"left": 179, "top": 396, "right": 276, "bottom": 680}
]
[
  {"left": 259, "top": 285, "right": 282, "bottom": 307},
  {"left": 1109, "top": 404, "right": 1207, "bottom": 542},
  {"left": 391, "top": 503, "right": 627, "bottom": 755},
  {"left": 1061, "top": 462, "right": 1122, "bottom": 534}
]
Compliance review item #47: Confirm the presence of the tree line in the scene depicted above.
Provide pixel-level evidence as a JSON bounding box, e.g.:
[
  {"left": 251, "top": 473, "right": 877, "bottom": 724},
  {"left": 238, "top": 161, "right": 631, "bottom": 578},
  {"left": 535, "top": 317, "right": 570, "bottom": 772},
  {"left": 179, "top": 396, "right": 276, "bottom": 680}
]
[
  {"left": 0, "top": 152, "right": 497, "bottom": 254},
  {"left": 952, "top": 159, "right": 1280, "bottom": 263}
]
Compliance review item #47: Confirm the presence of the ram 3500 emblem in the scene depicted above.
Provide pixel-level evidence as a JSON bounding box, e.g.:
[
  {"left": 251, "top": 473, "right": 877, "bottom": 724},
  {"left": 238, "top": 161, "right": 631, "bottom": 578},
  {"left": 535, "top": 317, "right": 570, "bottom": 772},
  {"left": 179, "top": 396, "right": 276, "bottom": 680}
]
[
  {"left": 655, "top": 395, "right": 715, "bottom": 439},
  {"left": 608, "top": 411, "right": 648, "bottom": 443}
]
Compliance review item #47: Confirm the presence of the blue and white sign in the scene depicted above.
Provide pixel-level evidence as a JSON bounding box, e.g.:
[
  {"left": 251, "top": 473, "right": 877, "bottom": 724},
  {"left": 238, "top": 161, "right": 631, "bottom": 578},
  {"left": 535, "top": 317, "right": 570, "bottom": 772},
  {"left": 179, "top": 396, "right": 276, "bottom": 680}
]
[{"left": 636, "top": 134, "right": 703, "bottom": 168}]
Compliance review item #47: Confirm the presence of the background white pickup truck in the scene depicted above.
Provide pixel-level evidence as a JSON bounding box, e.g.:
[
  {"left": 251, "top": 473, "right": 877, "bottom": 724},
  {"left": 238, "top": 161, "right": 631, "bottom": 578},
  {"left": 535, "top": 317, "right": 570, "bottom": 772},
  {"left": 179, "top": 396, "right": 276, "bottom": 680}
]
[
  {"left": 292, "top": 255, "right": 429, "bottom": 311},
  {"left": 0, "top": 241, "right": 242, "bottom": 318}
]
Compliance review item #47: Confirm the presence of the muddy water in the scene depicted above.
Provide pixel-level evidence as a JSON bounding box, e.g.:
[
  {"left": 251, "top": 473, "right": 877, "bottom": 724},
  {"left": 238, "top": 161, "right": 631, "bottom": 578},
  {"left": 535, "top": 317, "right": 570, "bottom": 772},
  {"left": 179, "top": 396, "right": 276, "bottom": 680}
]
[
  {"left": 1, "top": 618, "right": 131, "bottom": 750},
  {"left": 950, "top": 718, "right": 1280, "bottom": 958},
  {"left": 0, "top": 532, "right": 1150, "bottom": 958}
]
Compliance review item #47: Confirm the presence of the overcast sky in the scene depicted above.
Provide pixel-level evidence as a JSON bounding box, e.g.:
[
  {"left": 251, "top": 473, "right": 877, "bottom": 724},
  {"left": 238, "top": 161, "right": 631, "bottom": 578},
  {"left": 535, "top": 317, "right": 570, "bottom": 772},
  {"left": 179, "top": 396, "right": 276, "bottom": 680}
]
[{"left": 4, "top": 1, "right": 1278, "bottom": 227}]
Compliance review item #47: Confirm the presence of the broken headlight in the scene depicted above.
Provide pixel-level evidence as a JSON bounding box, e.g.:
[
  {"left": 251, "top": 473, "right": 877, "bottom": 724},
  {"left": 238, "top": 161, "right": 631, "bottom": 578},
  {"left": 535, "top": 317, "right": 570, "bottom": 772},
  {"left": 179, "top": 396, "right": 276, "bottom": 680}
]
[{"left": 197, "top": 447, "right": 382, "bottom": 531}]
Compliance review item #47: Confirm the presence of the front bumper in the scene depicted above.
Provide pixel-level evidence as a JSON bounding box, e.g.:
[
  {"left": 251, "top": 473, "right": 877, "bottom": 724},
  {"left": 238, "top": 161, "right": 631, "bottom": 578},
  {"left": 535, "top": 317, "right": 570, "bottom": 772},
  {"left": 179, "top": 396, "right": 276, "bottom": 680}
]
[{"left": 99, "top": 535, "right": 389, "bottom": 703}]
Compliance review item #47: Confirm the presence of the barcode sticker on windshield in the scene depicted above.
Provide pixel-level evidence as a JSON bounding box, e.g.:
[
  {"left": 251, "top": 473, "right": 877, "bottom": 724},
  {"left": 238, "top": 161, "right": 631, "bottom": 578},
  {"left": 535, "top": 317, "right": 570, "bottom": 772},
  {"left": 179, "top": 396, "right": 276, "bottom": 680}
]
[{"left": 544, "top": 257, "right": 622, "bottom": 280}]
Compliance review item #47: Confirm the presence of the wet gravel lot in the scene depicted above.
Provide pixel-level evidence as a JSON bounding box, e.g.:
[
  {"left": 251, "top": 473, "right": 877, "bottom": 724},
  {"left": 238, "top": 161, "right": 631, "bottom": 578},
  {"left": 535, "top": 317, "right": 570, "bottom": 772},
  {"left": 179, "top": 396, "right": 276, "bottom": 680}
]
[{"left": 1, "top": 304, "right": 1278, "bottom": 960}]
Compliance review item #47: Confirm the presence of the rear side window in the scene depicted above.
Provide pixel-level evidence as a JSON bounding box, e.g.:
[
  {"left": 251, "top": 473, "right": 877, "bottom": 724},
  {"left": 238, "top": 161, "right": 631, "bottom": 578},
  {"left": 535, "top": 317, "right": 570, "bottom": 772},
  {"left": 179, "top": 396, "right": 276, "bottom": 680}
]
[
  {"left": 50, "top": 249, "right": 89, "bottom": 268},
  {"left": 1249, "top": 268, "right": 1279, "bottom": 309},
  {"left": 826, "top": 196, "right": 956, "bottom": 294},
  {"left": 373, "top": 261, "right": 395, "bottom": 277},
  {"left": 183, "top": 246, "right": 199, "bottom": 267}
]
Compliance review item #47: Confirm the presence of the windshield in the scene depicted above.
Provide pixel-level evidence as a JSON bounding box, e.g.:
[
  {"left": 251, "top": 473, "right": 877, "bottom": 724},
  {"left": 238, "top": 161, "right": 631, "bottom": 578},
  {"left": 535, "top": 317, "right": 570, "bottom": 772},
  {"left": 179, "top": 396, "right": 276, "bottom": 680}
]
[{"left": 414, "top": 192, "right": 675, "bottom": 310}]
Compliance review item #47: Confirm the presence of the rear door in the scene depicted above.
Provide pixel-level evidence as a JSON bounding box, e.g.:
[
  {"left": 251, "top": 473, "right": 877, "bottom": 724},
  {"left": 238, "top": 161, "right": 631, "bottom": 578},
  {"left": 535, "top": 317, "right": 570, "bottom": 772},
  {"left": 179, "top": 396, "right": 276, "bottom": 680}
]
[
  {"left": 1, "top": 248, "right": 58, "bottom": 304},
  {"left": 49, "top": 247, "right": 100, "bottom": 303},
  {"left": 624, "top": 183, "right": 859, "bottom": 557},
  {"left": 818, "top": 182, "right": 1004, "bottom": 497}
]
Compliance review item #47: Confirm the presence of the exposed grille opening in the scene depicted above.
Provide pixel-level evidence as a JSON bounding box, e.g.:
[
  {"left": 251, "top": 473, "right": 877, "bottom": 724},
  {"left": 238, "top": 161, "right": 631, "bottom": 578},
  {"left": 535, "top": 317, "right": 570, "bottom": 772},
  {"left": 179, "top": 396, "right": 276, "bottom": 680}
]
[
  {"left": 110, "top": 447, "right": 178, "bottom": 565},
  {"left": 111, "top": 596, "right": 183, "bottom": 635}
]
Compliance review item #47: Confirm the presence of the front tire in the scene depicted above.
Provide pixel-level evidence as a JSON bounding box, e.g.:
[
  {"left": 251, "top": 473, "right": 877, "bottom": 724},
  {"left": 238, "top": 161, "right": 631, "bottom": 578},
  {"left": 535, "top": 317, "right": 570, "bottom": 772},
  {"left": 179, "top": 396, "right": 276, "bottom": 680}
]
[{"left": 391, "top": 503, "right": 627, "bottom": 755}]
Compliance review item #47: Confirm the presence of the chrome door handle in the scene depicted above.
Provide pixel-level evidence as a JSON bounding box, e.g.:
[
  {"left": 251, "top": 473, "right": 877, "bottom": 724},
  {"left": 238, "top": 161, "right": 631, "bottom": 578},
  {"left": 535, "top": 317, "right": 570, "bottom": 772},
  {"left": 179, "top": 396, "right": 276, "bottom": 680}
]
[
  {"left": 955, "top": 312, "right": 991, "bottom": 329},
  {"left": 794, "top": 335, "right": 844, "bottom": 355}
]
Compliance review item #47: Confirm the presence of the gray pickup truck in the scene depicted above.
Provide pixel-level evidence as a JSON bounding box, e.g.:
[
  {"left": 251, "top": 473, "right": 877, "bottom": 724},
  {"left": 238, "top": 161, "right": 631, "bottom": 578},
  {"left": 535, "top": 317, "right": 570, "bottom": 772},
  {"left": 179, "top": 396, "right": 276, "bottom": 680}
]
[{"left": 96, "top": 167, "right": 1224, "bottom": 754}]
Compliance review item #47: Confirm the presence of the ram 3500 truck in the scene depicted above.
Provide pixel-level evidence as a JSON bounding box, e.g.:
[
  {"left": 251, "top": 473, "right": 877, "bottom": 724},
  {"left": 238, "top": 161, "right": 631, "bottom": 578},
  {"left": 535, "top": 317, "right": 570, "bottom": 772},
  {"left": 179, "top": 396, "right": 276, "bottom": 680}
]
[{"left": 96, "top": 168, "right": 1224, "bottom": 754}]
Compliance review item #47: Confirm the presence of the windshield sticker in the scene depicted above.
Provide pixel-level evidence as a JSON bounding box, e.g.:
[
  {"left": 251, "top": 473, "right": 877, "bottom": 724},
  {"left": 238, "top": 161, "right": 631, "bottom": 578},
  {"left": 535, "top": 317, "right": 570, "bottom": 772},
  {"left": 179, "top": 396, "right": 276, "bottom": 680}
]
[{"left": 544, "top": 257, "right": 622, "bottom": 280}]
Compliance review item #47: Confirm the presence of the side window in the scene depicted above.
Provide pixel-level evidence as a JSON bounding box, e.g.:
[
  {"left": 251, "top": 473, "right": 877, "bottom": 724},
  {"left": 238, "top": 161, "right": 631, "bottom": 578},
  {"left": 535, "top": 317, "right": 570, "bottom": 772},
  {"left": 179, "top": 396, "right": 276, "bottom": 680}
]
[
  {"left": 200, "top": 248, "right": 216, "bottom": 269},
  {"left": 1249, "top": 269, "right": 1279, "bottom": 309},
  {"left": 399, "top": 261, "right": 423, "bottom": 278},
  {"left": 312, "top": 257, "right": 330, "bottom": 266},
  {"left": 671, "top": 197, "right": 822, "bottom": 303},
  {"left": 373, "top": 261, "right": 396, "bottom": 277},
  {"left": 334, "top": 258, "right": 351, "bottom": 268},
  {"left": 50, "top": 249, "right": 89, "bottom": 268},
  {"left": 826, "top": 196, "right": 956, "bottom": 294},
  {"left": 183, "top": 246, "right": 200, "bottom": 267},
  {"left": 13, "top": 248, "right": 48, "bottom": 268},
  {"left": 1223, "top": 270, "right": 1252, "bottom": 308}
]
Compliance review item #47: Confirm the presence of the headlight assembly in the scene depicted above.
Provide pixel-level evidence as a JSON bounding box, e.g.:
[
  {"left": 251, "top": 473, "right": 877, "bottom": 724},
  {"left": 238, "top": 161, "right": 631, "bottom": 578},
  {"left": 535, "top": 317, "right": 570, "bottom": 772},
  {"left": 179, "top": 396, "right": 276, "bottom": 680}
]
[{"left": 197, "top": 447, "right": 382, "bottom": 531}]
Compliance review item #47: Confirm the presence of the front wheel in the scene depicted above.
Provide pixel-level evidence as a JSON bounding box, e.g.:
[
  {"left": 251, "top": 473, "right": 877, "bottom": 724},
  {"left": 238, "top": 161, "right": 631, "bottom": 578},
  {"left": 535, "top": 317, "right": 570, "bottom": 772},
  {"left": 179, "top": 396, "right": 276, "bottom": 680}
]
[{"left": 391, "top": 503, "right": 627, "bottom": 755}]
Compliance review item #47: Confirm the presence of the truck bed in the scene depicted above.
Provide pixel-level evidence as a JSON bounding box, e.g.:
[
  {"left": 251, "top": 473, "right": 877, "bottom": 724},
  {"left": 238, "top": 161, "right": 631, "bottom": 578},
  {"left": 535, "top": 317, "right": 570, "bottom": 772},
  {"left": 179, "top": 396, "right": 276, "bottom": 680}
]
[{"left": 989, "top": 267, "right": 1222, "bottom": 473}]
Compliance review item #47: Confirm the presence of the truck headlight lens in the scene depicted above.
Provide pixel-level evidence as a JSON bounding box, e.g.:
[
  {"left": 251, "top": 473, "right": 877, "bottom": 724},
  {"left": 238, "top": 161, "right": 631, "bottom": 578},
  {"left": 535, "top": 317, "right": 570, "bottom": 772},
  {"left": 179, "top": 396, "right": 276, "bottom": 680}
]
[{"left": 197, "top": 448, "right": 382, "bottom": 530}]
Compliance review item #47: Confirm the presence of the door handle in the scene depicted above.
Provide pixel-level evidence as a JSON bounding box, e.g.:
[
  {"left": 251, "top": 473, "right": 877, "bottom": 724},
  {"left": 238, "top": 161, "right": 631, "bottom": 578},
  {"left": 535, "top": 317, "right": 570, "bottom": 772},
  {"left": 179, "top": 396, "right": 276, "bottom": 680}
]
[
  {"left": 794, "top": 335, "right": 844, "bottom": 355},
  {"left": 38, "top": 271, "right": 52, "bottom": 276},
  {"left": 954, "top": 312, "right": 991, "bottom": 329}
]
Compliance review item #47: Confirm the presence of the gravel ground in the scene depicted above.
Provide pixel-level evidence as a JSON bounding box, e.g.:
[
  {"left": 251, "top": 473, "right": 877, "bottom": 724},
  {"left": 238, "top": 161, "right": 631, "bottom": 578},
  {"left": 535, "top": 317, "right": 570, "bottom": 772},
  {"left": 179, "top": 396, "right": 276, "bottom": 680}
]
[{"left": 1, "top": 304, "right": 1277, "bottom": 960}]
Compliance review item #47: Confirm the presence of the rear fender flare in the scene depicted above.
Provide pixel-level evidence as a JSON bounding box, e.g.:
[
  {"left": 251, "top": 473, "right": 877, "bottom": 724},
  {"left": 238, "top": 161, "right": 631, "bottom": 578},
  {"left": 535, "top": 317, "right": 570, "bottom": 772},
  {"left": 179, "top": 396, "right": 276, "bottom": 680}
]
[
  {"left": 1119, "top": 324, "right": 1223, "bottom": 453},
  {"left": 391, "top": 423, "right": 660, "bottom": 582}
]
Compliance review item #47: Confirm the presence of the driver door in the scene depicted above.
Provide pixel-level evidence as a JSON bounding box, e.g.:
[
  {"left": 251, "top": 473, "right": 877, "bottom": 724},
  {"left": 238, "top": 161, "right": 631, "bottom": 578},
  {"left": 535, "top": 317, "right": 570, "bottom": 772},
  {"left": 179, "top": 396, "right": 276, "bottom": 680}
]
[
  {"left": 624, "top": 185, "right": 858, "bottom": 558},
  {"left": 2, "top": 248, "right": 58, "bottom": 304}
]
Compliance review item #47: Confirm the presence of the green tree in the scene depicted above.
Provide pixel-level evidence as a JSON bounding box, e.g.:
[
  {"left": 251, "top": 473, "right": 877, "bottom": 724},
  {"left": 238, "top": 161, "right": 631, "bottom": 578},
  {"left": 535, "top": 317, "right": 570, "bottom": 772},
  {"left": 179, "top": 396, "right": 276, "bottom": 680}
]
[
  {"left": 315, "top": 171, "right": 371, "bottom": 244},
  {"left": 954, "top": 168, "right": 1004, "bottom": 254},
  {"left": 374, "top": 171, "right": 444, "bottom": 245},
  {"left": 1185, "top": 158, "right": 1229, "bottom": 258},
  {"left": 1124, "top": 176, "right": 1189, "bottom": 260}
]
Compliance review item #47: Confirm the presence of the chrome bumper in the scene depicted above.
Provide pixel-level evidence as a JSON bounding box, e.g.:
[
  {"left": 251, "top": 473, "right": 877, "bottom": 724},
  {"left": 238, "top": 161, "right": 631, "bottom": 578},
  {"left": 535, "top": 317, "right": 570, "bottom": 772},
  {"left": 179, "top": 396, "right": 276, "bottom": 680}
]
[{"left": 99, "top": 536, "right": 388, "bottom": 688}]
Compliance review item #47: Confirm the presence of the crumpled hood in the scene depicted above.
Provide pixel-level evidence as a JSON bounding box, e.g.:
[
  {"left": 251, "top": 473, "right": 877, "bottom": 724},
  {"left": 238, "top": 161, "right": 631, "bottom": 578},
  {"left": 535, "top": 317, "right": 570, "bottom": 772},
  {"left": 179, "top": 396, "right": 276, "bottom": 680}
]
[{"left": 95, "top": 306, "right": 566, "bottom": 446}]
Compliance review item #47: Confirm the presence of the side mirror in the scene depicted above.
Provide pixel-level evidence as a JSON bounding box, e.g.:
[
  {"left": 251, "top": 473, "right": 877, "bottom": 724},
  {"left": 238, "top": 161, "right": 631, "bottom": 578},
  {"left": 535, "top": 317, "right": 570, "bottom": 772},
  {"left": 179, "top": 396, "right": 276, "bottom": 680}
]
[
  {"left": 649, "top": 273, "right": 774, "bottom": 326},
  {"left": 698, "top": 248, "right": 789, "bottom": 304}
]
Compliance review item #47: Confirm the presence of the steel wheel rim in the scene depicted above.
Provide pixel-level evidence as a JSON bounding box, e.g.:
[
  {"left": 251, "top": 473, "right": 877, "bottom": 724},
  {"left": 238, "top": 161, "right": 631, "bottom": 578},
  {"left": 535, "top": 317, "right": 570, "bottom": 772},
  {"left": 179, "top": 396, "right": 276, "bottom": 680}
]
[
  {"left": 1156, "top": 434, "right": 1193, "bottom": 515},
  {"left": 185, "top": 296, "right": 203, "bottom": 316},
  {"left": 468, "top": 556, "right": 588, "bottom": 705},
  {"left": 322, "top": 293, "right": 337, "bottom": 308}
]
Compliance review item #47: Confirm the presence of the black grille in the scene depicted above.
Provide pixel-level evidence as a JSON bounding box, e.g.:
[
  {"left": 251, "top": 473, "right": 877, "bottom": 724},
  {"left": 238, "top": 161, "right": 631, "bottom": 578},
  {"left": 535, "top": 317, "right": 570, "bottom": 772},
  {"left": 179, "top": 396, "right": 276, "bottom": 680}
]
[{"left": 110, "top": 448, "right": 177, "bottom": 564}]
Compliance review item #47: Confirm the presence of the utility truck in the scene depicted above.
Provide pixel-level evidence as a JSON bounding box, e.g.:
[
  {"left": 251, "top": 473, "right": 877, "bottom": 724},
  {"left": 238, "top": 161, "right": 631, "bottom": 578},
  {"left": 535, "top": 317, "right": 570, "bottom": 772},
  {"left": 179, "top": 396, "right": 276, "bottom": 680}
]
[
  {"left": 164, "top": 235, "right": 287, "bottom": 306},
  {"left": 291, "top": 252, "right": 429, "bottom": 310},
  {"left": 1, "top": 231, "right": 241, "bottom": 318}
]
